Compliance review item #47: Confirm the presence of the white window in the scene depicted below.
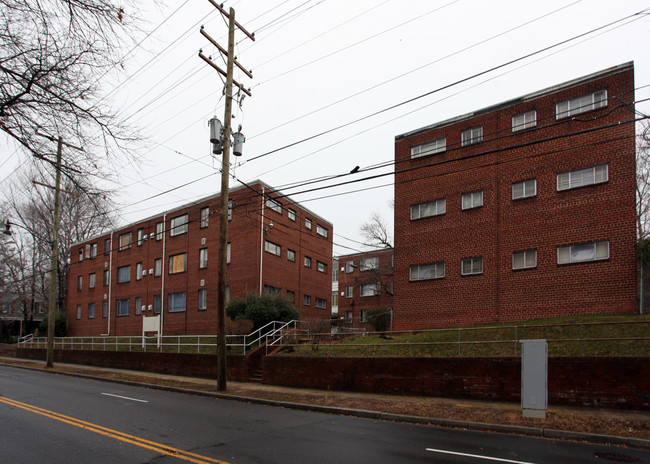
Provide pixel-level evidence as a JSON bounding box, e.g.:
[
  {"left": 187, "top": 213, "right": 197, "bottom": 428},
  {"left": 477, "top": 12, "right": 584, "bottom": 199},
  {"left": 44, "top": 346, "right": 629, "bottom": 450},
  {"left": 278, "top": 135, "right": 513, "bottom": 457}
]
[
  {"left": 136, "top": 262, "right": 142, "bottom": 281},
  {"left": 316, "top": 225, "right": 328, "bottom": 238},
  {"left": 513, "top": 250, "right": 537, "bottom": 270},
  {"left": 360, "top": 256, "right": 379, "bottom": 271},
  {"left": 103, "top": 270, "right": 109, "bottom": 286},
  {"left": 89, "top": 243, "right": 98, "bottom": 258},
  {"left": 88, "top": 303, "right": 95, "bottom": 319},
  {"left": 305, "top": 218, "right": 312, "bottom": 230},
  {"left": 462, "top": 190, "right": 483, "bottom": 210},
  {"left": 117, "top": 265, "right": 130, "bottom": 283},
  {"left": 137, "top": 228, "right": 144, "bottom": 246},
  {"left": 227, "top": 242, "right": 231, "bottom": 264},
  {"left": 332, "top": 292, "right": 338, "bottom": 307},
  {"left": 116, "top": 299, "right": 129, "bottom": 316},
  {"left": 317, "top": 261, "right": 327, "bottom": 273},
  {"left": 288, "top": 209, "right": 296, "bottom": 221},
  {"left": 156, "top": 222, "right": 164, "bottom": 240},
  {"left": 89, "top": 273, "right": 96, "bottom": 289},
  {"left": 345, "top": 285, "right": 353, "bottom": 298},
  {"left": 102, "top": 302, "right": 108, "bottom": 318},
  {"left": 135, "top": 297, "right": 142, "bottom": 316},
  {"left": 170, "top": 214, "right": 188, "bottom": 236},
  {"left": 410, "top": 262, "right": 445, "bottom": 281},
  {"left": 169, "top": 253, "right": 187, "bottom": 274},
  {"left": 345, "top": 261, "right": 355, "bottom": 273},
  {"left": 168, "top": 292, "right": 186, "bottom": 313},
  {"left": 76, "top": 304, "right": 82, "bottom": 320},
  {"left": 461, "top": 257, "right": 483, "bottom": 275},
  {"left": 461, "top": 126, "right": 483, "bottom": 146},
  {"left": 345, "top": 310, "right": 353, "bottom": 322},
  {"left": 304, "top": 256, "right": 312, "bottom": 268},
  {"left": 411, "top": 137, "right": 446, "bottom": 158},
  {"left": 118, "top": 233, "right": 131, "bottom": 251},
  {"left": 104, "top": 238, "right": 110, "bottom": 255},
  {"left": 198, "top": 289, "right": 207, "bottom": 310},
  {"left": 556, "top": 90, "right": 607, "bottom": 119},
  {"left": 315, "top": 298, "right": 327, "bottom": 309},
  {"left": 512, "top": 110, "right": 537, "bottom": 131},
  {"left": 303, "top": 295, "right": 311, "bottom": 306},
  {"left": 287, "top": 249, "right": 296, "bottom": 262},
  {"left": 264, "top": 240, "right": 281, "bottom": 256},
  {"left": 200, "top": 207, "right": 210, "bottom": 228},
  {"left": 77, "top": 275, "right": 83, "bottom": 290},
  {"left": 512, "top": 179, "right": 536, "bottom": 200},
  {"left": 557, "top": 241, "right": 609, "bottom": 264},
  {"left": 411, "top": 198, "right": 446, "bottom": 220},
  {"left": 199, "top": 248, "right": 208, "bottom": 269},
  {"left": 154, "top": 258, "right": 162, "bottom": 277},
  {"left": 153, "top": 294, "right": 161, "bottom": 314},
  {"left": 557, "top": 164, "right": 608, "bottom": 191},
  {"left": 360, "top": 283, "right": 378, "bottom": 297},
  {"left": 266, "top": 198, "right": 282, "bottom": 214}
]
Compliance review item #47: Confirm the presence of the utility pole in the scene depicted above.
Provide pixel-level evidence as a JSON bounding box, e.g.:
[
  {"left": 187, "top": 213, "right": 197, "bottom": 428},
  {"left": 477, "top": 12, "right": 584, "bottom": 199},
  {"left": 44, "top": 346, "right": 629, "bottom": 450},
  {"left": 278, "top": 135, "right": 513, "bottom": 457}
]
[{"left": 200, "top": 2, "right": 254, "bottom": 392}]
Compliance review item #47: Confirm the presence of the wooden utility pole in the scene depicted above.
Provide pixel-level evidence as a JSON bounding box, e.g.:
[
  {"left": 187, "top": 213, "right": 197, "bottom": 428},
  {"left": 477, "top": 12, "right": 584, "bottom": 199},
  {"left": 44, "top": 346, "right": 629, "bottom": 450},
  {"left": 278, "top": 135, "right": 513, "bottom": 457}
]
[
  {"left": 201, "top": 3, "right": 254, "bottom": 392},
  {"left": 46, "top": 137, "right": 63, "bottom": 368}
]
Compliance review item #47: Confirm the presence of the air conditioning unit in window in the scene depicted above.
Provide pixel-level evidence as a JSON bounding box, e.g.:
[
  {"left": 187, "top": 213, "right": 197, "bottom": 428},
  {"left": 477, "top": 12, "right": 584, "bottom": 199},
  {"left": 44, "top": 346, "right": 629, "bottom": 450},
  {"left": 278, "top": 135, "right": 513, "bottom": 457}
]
[
  {"left": 148, "top": 305, "right": 152, "bottom": 311},
  {"left": 142, "top": 270, "right": 147, "bottom": 277},
  {"left": 105, "top": 261, "right": 109, "bottom": 268},
  {"left": 201, "top": 237, "right": 206, "bottom": 245},
  {"left": 200, "top": 279, "right": 205, "bottom": 286},
  {"left": 104, "top": 294, "right": 107, "bottom": 300},
  {"left": 149, "top": 233, "right": 155, "bottom": 239},
  {"left": 143, "top": 235, "right": 148, "bottom": 241},
  {"left": 149, "top": 269, "right": 153, "bottom": 275},
  {"left": 141, "top": 305, "right": 146, "bottom": 313}
]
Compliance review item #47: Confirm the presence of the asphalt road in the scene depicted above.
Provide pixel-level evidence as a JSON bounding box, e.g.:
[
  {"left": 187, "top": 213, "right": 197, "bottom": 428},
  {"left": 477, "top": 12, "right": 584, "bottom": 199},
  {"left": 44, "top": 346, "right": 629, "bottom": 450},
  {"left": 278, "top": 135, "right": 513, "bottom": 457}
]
[{"left": 0, "top": 365, "right": 647, "bottom": 464}]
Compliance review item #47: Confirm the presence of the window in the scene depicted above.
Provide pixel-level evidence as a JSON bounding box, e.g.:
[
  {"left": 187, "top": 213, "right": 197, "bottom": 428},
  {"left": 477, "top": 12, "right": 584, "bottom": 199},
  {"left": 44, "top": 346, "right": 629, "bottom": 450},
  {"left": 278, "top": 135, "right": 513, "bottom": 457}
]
[
  {"left": 462, "top": 190, "right": 483, "bottom": 210},
  {"left": 264, "top": 240, "right": 281, "bottom": 256},
  {"left": 76, "top": 305, "right": 81, "bottom": 320},
  {"left": 305, "top": 218, "right": 312, "bottom": 230},
  {"left": 137, "top": 228, "right": 144, "bottom": 246},
  {"left": 77, "top": 275, "right": 82, "bottom": 290},
  {"left": 118, "top": 233, "right": 131, "bottom": 251},
  {"left": 116, "top": 299, "right": 129, "bottom": 316},
  {"left": 198, "top": 289, "right": 207, "bottom": 310},
  {"left": 135, "top": 297, "right": 142, "bottom": 316},
  {"left": 316, "top": 225, "right": 328, "bottom": 238},
  {"left": 104, "top": 238, "right": 110, "bottom": 255},
  {"left": 345, "top": 285, "right": 353, "bottom": 298},
  {"left": 227, "top": 242, "right": 231, "bottom": 264},
  {"left": 557, "top": 164, "right": 608, "bottom": 191},
  {"left": 288, "top": 209, "right": 296, "bottom": 221},
  {"left": 512, "top": 110, "right": 537, "bottom": 131},
  {"left": 200, "top": 207, "right": 210, "bottom": 228},
  {"left": 411, "top": 136, "right": 446, "bottom": 158},
  {"left": 461, "top": 126, "right": 483, "bottom": 146},
  {"left": 266, "top": 198, "right": 282, "bottom": 214},
  {"left": 88, "top": 303, "right": 95, "bottom": 319},
  {"left": 102, "top": 301, "right": 108, "bottom": 318},
  {"left": 287, "top": 290, "right": 295, "bottom": 303},
  {"left": 287, "top": 249, "right": 296, "bottom": 262},
  {"left": 304, "top": 256, "right": 312, "bottom": 268},
  {"left": 168, "top": 292, "right": 186, "bottom": 313},
  {"left": 317, "top": 261, "right": 327, "bottom": 273},
  {"left": 170, "top": 214, "right": 188, "bottom": 236},
  {"left": 303, "top": 295, "right": 311, "bottom": 306},
  {"left": 264, "top": 285, "right": 281, "bottom": 295},
  {"left": 512, "top": 179, "right": 537, "bottom": 200},
  {"left": 557, "top": 241, "right": 609, "bottom": 264},
  {"left": 332, "top": 264, "right": 339, "bottom": 282},
  {"left": 461, "top": 257, "right": 483, "bottom": 275},
  {"left": 360, "top": 256, "right": 379, "bottom": 271},
  {"left": 117, "top": 265, "right": 130, "bottom": 283},
  {"left": 345, "top": 261, "right": 355, "bottom": 273},
  {"left": 513, "top": 250, "right": 537, "bottom": 270},
  {"left": 199, "top": 248, "right": 208, "bottom": 269},
  {"left": 154, "top": 258, "right": 162, "bottom": 277},
  {"left": 410, "top": 198, "right": 446, "bottom": 220},
  {"left": 103, "top": 270, "right": 109, "bottom": 287},
  {"left": 79, "top": 248, "right": 83, "bottom": 262},
  {"left": 556, "top": 90, "right": 607, "bottom": 119},
  {"left": 315, "top": 298, "right": 327, "bottom": 309},
  {"left": 360, "top": 283, "right": 378, "bottom": 297},
  {"left": 136, "top": 262, "right": 143, "bottom": 281},
  {"left": 410, "top": 262, "right": 445, "bottom": 281},
  {"left": 169, "top": 253, "right": 186, "bottom": 274},
  {"left": 345, "top": 310, "right": 353, "bottom": 322},
  {"left": 156, "top": 222, "right": 164, "bottom": 240},
  {"left": 360, "top": 310, "right": 367, "bottom": 323},
  {"left": 225, "top": 286, "right": 230, "bottom": 304},
  {"left": 153, "top": 294, "right": 161, "bottom": 314},
  {"left": 89, "top": 243, "right": 97, "bottom": 258},
  {"left": 89, "top": 273, "right": 96, "bottom": 289},
  {"left": 332, "top": 292, "right": 338, "bottom": 307}
]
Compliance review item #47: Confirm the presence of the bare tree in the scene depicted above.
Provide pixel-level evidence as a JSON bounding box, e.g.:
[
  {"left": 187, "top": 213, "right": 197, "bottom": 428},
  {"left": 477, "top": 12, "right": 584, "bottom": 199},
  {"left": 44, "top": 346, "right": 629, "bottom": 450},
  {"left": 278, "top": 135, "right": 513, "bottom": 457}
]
[
  {"left": 637, "top": 121, "right": 650, "bottom": 241},
  {"left": 360, "top": 212, "right": 392, "bottom": 248}
]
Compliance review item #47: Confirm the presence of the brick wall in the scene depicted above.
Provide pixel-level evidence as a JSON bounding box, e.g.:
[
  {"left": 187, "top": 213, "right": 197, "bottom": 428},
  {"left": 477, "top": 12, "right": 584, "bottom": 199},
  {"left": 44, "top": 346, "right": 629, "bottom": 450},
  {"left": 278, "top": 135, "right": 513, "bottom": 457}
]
[{"left": 393, "top": 63, "right": 638, "bottom": 329}]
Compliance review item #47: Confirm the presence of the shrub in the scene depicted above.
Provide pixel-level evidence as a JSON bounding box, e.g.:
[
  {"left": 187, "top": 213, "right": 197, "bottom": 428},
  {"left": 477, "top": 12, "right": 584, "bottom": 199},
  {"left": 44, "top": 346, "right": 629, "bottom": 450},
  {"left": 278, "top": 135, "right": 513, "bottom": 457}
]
[
  {"left": 226, "top": 294, "right": 300, "bottom": 330},
  {"left": 38, "top": 311, "right": 67, "bottom": 337},
  {"left": 366, "top": 307, "right": 392, "bottom": 332}
]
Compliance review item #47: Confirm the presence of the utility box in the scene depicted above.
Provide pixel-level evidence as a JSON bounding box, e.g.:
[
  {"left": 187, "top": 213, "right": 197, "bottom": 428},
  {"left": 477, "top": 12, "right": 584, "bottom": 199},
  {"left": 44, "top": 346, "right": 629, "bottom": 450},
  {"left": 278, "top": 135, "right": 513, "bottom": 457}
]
[{"left": 520, "top": 339, "right": 547, "bottom": 418}]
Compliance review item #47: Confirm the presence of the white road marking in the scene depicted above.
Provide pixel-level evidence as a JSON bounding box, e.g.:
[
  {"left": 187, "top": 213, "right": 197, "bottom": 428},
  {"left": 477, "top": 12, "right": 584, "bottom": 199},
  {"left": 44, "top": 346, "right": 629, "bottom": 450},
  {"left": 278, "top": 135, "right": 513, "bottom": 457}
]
[
  {"left": 101, "top": 393, "right": 149, "bottom": 403},
  {"left": 426, "top": 448, "right": 536, "bottom": 464}
]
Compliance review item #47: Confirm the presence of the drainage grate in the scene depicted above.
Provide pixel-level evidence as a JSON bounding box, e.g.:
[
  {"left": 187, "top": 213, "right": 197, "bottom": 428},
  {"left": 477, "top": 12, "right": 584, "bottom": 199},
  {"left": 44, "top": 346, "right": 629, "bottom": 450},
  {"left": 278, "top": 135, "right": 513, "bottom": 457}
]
[{"left": 594, "top": 452, "right": 642, "bottom": 463}]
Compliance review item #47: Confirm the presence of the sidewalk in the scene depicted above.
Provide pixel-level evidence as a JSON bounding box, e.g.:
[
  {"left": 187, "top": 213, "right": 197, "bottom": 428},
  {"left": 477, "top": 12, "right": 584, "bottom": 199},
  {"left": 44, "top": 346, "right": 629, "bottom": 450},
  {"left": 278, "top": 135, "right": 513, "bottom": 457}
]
[{"left": 1, "top": 356, "right": 649, "bottom": 450}]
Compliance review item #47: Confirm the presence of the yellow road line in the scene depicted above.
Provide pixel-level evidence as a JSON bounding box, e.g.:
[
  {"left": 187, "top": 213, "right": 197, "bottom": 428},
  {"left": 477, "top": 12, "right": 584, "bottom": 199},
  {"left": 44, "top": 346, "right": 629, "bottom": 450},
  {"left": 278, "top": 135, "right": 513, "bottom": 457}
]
[{"left": 0, "top": 396, "right": 230, "bottom": 464}]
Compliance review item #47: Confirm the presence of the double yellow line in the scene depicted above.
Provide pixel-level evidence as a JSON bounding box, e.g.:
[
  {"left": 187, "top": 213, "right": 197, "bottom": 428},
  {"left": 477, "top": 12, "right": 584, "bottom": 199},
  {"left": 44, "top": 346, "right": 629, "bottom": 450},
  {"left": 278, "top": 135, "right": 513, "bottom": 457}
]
[{"left": 0, "top": 396, "right": 230, "bottom": 464}]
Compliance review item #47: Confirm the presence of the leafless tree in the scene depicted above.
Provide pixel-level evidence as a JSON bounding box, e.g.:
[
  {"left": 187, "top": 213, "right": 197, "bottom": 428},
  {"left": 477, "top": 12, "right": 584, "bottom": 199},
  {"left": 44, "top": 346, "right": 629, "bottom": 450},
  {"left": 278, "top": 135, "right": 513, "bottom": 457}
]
[
  {"left": 360, "top": 211, "right": 392, "bottom": 248},
  {"left": 637, "top": 121, "right": 650, "bottom": 241}
]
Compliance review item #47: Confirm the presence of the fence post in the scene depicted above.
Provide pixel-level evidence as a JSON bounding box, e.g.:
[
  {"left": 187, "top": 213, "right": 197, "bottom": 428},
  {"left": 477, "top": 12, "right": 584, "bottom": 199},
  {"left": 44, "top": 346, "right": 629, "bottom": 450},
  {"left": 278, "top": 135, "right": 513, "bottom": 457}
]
[{"left": 458, "top": 328, "right": 461, "bottom": 356}]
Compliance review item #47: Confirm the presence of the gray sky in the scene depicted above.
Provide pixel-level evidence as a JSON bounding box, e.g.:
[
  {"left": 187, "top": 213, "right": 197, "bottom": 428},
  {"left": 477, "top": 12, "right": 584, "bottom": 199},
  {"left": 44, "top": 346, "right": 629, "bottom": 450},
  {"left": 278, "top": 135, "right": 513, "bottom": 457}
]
[{"left": 3, "top": 0, "right": 650, "bottom": 255}]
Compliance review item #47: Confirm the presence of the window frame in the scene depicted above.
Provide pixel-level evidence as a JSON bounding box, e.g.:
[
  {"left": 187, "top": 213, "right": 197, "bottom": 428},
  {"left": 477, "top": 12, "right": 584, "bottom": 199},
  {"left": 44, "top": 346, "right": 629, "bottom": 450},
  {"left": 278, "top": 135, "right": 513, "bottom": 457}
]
[
  {"left": 118, "top": 232, "right": 132, "bottom": 251},
  {"left": 461, "top": 126, "right": 483, "bottom": 146},
  {"left": 116, "top": 299, "right": 129, "bottom": 317},
  {"left": 305, "top": 218, "right": 312, "bottom": 230},
  {"left": 360, "top": 256, "right": 379, "bottom": 271},
  {"left": 512, "top": 249, "right": 537, "bottom": 270},
  {"left": 410, "top": 198, "right": 446, "bottom": 220},
  {"left": 316, "top": 225, "right": 328, "bottom": 238},
  {"left": 557, "top": 164, "right": 608, "bottom": 191},
  {"left": 288, "top": 209, "right": 296, "bottom": 221},
  {"left": 410, "top": 262, "right": 445, "bottom": 281},
  {"left": 304, "top": 256, "right": 312, "bottom": 268},
  {"left": 88, "top": 303, "right": 95, "bottom": 319},
  {"left": 200, "top": 207, "right": 210, "bottom": 228},
  {"left": 556, "top": 90, "right": 607, "bottom": 119},
  {"left": 168, "top": 291, "right": 187, "bottom": 313},
  {"left": 360, "top": 283, "right": 378, "bottom": 297},
  {"left": 170, "top": 214, "right": 189, "bottom": 237},
  {"left": 315, "top": 298, "right": 327, "bottom": 309},
  {"left": 557, "top": 240, "right": 609, "bottom": 265},
  {"left": 137, "top": 228, "right": 144, "bottom": 246},
  {"left": 461, "top": 257, "right": 483, "bottom": 276},
  {"left": 169, "top": 253, "right": 187, "bottom": 275},
  {"left": 316, "top": 261, "right": 327, "bottom": 273},
  {"left": 89, "top": 273, "right": 96, "bottom": 289},
  {"left": 287, "top": 249, "right": 296, "bottom": 262},
  {"left": 461, "top": 190, "right": 483, "bottom": 210},
  {"left": 266, "top": 198, "right": 282, "bottom": 214},
  {"left": 303, "top": 295, "right": 311, "bottom": 306},
  {"left": 135, "top": 297, "right": 142, "bottom": 316},
  {"left": 156, "top": 222, "right": 164, "bottom": 240},
  {"left": 198, "top": 289, "right": 207, "bottom": 311},
  {"left": 512, "top": 110, "right": 537, "bottom": 132},
  {"left": 117, "top": 265, "right": 130, "bottom": 283},
  {"left": 512, "top": 179, "right": 537, "bottom": 200},
  {"left": 264, "top": 240, "right": 281, "bottom": 256},
  {"left": 136, "top": 262, "right": 143, "bottom": 281},
  {"left": 345, "top": 285, "right": 353, "bottom": 298},
  {"left": 199, "top": 248, "right": 208, "bottom": 269},
  {"left": 411, "top": 136, "right": 446, "bottom": 158},
  {"left": 154, "top": 258, "right": 162, "bottom": 277}
]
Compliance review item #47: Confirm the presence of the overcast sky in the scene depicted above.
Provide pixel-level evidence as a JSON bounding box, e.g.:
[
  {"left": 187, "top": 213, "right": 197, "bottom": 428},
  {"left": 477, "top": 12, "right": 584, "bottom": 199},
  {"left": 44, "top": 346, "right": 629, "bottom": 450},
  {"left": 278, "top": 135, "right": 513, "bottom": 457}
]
[{"left": 3, "top": 0, "right": 649, "bottom": 255}]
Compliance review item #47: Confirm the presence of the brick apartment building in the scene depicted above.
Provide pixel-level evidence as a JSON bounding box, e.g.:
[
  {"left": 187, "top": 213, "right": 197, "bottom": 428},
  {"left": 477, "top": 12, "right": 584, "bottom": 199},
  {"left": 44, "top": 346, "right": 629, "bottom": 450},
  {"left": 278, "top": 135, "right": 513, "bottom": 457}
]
[
  {"left": 333, "top": 248, "right": 394, "bottom": 329},
  {"left": 393, "top": 62, "right": 638, "bottom": 329},
  {"left": 66, "top": 181, "right": 333, "bottom": 336}
]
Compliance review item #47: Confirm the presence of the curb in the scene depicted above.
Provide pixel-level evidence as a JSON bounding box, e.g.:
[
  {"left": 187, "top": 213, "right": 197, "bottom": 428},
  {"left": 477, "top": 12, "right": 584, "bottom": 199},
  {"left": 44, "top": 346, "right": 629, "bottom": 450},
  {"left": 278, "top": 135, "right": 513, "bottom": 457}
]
[{"left": 2, "top": 361, "right": 649, "bottom": 450}]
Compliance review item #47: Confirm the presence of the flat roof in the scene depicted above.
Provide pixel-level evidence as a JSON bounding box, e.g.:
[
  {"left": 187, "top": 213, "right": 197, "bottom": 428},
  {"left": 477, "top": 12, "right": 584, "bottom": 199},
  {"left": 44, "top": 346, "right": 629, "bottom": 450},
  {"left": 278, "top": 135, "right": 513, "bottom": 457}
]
[{"left": 395, "top": 61, "right": 634, "bottom": 142}]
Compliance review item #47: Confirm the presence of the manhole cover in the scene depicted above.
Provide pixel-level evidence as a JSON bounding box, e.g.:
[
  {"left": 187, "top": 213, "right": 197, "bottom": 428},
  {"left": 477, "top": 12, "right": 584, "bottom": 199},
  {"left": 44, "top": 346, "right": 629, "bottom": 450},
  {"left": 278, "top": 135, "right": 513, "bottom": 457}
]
[{"left": 594, "top": 452, "right": 642, "bottom": 463}]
